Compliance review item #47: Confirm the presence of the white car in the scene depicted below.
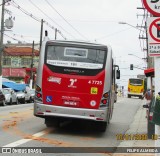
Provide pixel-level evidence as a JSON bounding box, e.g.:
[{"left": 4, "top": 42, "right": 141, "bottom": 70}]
[
  {"left": 16, "top": 89, "right": 32, "bottom": 103},
  {"left": 23, "top": 87, "right": 34, "bottom": 103},
  {"left": 16, "top": 91, "right": 25, "bottom": 104},
  {"left": 2, "top": 88, "right": 18, "bottom": 105},
  {"left": 27, "top": 89, "right": 35, "bottom": 102}
]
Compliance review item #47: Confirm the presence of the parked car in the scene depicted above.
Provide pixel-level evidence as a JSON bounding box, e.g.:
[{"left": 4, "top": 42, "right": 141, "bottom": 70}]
[
  {"left": 16, "top": 88, "right": 34, "bottom": 103},
  {"left": 143, "top": 96, "right": 155, "bottom": 139},
  {"left": 22, "top": 87, "right": 35, "bottom": 103},
  {"left": 0, "top": 90, "right": 5, "bottom": 106},
  {"left": 29, "top": 89, "right": 35, "bottom": 102},
  {"left": 2, "top": 88, "right": 18, "bottom": 105},
  {"left": 16, "top": 91, "right": 25, "bottom": 104},
  {"left": 24, "top": 89, "right": 31, "bottom": 103}
]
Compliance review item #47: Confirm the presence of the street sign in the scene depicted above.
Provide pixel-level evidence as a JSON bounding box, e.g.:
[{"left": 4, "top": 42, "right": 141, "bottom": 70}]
[
  {"left": 147, "top": 17, "right": 160, "bottom": 57},
  {"left": 143, "top": 0, "right": 160, "bottom": 16}
]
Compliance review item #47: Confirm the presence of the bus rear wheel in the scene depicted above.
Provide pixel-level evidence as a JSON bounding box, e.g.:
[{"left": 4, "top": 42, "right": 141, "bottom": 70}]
[
  {"left": 95, "top": 121, "right": 107, "bottom": 132},
  {"left": 45, "top": 117, "right": 60, "bottom": 128},
  {"left": 139, "top": 96, "right": 143, "bottom": 99}
]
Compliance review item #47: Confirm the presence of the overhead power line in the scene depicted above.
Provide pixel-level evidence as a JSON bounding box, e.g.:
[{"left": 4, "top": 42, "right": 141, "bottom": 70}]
[
  {"left": 27, "top": 0, "right": 77, "bottom": 40},
  {"left": 10, "top": 0, "right": 67, "bottom": 40},
  {"left": 5, "top": 31, "right": 40, "bottom": 43},
  {"left": 4, "top": 33, "right": 27, "bottom": 43},
  {"left": 11, "top": 32, "right": 39, "bottom": 39},
  {"left": 95, "top": 27, "right": 131, "bottom": 40},
  {"left": 44, "top": 0, "right": 89, "bottom": 41}
]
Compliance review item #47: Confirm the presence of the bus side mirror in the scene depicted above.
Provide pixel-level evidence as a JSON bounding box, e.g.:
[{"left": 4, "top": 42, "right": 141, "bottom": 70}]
[{"left": 116, "top": 70, "right": 120, "bottom": 79}]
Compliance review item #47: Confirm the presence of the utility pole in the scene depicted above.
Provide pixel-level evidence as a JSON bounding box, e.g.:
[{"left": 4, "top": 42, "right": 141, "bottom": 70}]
[
  {"left": 0, "top": 0, "right": 13, "bottom": 89},
  {"left": 39, "top": 19, "right": 43, "bottom": 51},
  {"left": 55, "top": 28, "right": 57, "bottom": 40},
  {"left": 0, "top": 0, "right": 5, "bottom": 90},
  {"left": 145, "top": 21, "right": 153, "bottom": 69},
  {"left": 137, "top": 7, "right": 151, "bottom": 68},
  {"left": 30, "top": 41, "right": 34, "bottom": 89}
]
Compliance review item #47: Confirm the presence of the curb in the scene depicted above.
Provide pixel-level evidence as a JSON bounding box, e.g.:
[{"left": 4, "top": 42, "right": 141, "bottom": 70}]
[
  {"left": 112, "top": 99, "right": 155, "bottom": 156},
  {"left": 118, "top": 99, "right": 154, "bottom": 147}
]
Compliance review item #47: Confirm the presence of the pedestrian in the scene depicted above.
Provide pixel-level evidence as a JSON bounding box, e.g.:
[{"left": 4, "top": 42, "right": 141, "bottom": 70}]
[
  {"left": 144, "top": 89, "right": 152, "bottom": 101},
  {"left": 144, "top": 89, "right": 153, "bottom": 118}
]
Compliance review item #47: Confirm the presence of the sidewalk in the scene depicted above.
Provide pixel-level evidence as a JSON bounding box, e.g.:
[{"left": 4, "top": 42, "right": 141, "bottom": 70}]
[{"left": 113, "top": 98, "right": 155, "bottom": 156}]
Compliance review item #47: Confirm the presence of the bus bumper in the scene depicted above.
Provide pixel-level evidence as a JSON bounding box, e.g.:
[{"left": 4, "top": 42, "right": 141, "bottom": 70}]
[
  {"left": 128, "top": 92, "right": 143, "bottom": 96},
  {"left": 34, "top": 102, "right": 108, "bottom": 121}
]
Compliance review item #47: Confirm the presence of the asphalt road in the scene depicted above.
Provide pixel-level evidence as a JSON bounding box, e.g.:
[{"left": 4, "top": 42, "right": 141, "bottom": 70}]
[{"left": 0, "top": 97, "right": 143, "bottom": 155}]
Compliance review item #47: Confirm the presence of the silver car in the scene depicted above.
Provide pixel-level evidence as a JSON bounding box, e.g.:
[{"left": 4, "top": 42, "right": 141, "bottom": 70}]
[{"left": 2, "top": 88, "right": 18, "bottom": 105}]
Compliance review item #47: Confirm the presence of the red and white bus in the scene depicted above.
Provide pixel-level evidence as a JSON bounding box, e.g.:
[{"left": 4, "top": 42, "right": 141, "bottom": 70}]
[{"left": 34, "top": 34, "right": 120, "bottom": 132}]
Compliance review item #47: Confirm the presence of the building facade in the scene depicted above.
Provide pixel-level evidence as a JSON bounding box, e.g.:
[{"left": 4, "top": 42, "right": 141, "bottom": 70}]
[{"left": 2, "top": 44, "right": 39, "bottom": 82}]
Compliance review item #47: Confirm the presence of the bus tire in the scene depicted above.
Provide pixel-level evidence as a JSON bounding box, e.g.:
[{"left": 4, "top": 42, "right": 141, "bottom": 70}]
[
  {"left": 128, "top": 95, "right": 130, "bottom": 98},
  {"left": 96, "top": 121, "right": 107, "bottom": 132},
  {"left": 140, "top": 96, "right": 143, "bottom": 99},
  {"left": 108, "top": 108, "right": 113, "bottom": 122},
  {"left": 45, "top": 117, "right": 60, "bottom": 128}
]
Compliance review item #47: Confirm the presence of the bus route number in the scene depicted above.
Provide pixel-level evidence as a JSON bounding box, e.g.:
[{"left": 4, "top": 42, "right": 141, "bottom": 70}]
[{"left": 88, "top": 80, "right": 102, "bottom": 85}]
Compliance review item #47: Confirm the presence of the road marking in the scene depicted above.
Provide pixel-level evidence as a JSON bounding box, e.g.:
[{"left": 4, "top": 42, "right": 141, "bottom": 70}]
[{"left": 2, "top": 131, "right": 46, "bottom": 147}]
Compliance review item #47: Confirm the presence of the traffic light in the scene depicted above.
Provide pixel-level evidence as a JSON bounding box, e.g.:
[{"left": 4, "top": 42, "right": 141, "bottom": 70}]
[{"left": 130, "top": 64, "right": 133, "bottom": 70}]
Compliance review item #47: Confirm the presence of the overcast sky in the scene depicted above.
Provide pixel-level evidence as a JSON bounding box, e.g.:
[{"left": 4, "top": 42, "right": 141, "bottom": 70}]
[{"left": 1, "top": 0, "right": 147, "bottom": 91}]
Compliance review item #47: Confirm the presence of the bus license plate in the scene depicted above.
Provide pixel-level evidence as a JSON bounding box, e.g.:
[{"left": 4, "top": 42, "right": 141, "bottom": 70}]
[{"left": 64, "top": 101, "right": 79, "bottom": 106}]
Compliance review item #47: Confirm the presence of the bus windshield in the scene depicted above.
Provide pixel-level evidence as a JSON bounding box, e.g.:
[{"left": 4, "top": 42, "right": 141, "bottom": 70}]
[
  {"left": 46, "top": 46, "right": 106, "bottom": 69},
  {"left": 129, "top": 79, "right": 143, "bottom": 86}
]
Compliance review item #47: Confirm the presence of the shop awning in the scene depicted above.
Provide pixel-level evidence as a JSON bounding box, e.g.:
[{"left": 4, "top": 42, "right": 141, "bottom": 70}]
[
  {"left": 144, "top": 68, "right": 154, "bottom": 77},
  {"left": 2, "top": 81, "right": 27, "bottom": 91},
  {"left": 25, "top": 68, "right": 37, "bottom": 72}
]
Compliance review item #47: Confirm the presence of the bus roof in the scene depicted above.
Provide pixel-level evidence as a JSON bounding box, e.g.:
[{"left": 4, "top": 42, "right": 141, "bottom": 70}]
[{"left": 46, "top": 40, "right": 110, "bottom": 49}]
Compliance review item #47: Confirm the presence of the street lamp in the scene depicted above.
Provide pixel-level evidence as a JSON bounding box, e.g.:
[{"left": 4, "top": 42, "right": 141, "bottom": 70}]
[
  {"left": 119, "top": 21, "right": 151, "bottom": 68},
  {"left": 128, "top": 54, "right": 143, "bottom": 60},
  {"left": 128, "top": 53, "right": 147, "bottom": 61},
  {"left": 118, "top": 21, "right": 145, "bottom": 32}
]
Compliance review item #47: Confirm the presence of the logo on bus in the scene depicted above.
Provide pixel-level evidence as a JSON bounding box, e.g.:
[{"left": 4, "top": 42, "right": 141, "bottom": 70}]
[
  {"left": 68, "top": 79, "right": 77, "bottom": 88},
  {"left": 90, "top": 100, "right": 96, "bottom": 106},
  {"left": 47, "top": 76, "right": 61, "bottom": 84},
  {"left": 91, "top": 87, "right": 98, "bottom": 94},
  {"left": 46, "top": 96, "right": 52, "bottom": 102}
]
